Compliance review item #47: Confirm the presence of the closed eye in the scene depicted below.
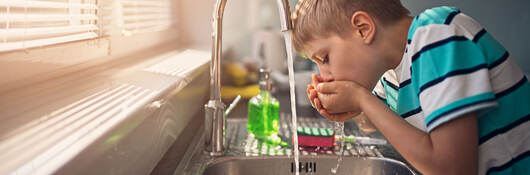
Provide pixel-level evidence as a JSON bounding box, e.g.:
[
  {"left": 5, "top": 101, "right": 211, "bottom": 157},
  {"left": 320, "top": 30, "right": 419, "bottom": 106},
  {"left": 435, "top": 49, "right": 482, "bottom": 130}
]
[{"left": 322, "top": 54, "right": 329, "bottom": 64}]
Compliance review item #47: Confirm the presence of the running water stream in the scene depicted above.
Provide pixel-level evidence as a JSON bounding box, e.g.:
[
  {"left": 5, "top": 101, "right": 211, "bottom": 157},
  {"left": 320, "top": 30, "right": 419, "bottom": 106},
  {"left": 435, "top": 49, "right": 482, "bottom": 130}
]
[
  {"left": 282, "top": 31, "right": 300, "bottom": 175},
  {"left": 331, "top": 122, "right": 345, "bottom": 174}
]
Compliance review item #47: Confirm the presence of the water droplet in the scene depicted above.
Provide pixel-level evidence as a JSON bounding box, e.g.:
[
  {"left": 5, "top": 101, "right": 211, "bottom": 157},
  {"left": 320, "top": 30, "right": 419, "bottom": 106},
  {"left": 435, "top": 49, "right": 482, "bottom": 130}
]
[{"left": 331, "top": 122, "right": 345, "bottom": 174}]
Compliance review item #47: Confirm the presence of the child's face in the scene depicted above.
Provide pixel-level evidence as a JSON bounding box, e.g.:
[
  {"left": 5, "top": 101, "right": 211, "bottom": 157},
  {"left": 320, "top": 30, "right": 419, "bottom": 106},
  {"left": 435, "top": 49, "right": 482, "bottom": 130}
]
[{"left": 306, "top": 34, "right": 384, "bottom": 90}]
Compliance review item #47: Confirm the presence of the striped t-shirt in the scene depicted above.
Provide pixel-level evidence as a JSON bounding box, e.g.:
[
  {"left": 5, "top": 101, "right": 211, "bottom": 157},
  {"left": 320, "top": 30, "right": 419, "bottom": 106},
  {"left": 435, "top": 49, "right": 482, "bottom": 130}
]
[{"left": 373, "top": 6, "right": 530, "bottom": 175}]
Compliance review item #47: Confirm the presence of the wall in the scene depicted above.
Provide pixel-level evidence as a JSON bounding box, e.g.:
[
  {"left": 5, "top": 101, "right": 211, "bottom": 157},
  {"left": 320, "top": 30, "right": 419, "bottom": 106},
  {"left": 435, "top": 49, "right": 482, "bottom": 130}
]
[
  {"left": 401, "top": 0, "right": 530, "bottom": 75},
  {"left": 178, "top": 0, "right": 286, "bottom": 60},
  {"left": 177, "top": 0, "right": 215, "bottom": 49},
  {"left": 179, "top": 0, "right": 530, "bottom": 76}
]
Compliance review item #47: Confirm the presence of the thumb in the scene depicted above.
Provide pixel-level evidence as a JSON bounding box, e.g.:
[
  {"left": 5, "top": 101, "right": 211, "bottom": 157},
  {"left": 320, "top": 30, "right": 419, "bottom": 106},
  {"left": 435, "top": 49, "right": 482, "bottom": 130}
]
[
  {"left": 316, "top": 82, "right": 336, "bottom": 94},
  {"left": 312, "top": 74, "right": 320, "bottom": 85}
]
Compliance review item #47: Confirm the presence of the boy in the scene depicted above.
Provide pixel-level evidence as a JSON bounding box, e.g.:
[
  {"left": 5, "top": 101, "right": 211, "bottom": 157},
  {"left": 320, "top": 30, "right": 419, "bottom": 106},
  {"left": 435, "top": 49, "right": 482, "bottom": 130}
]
[{"left": 293, "top": 0, "right": 530, "bottom": 174}]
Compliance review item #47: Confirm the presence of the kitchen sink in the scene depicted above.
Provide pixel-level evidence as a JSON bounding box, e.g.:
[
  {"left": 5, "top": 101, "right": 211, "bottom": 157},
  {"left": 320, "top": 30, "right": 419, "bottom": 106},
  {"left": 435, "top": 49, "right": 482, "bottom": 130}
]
[
  {"left": 203, "top": 156, "right": 415, "bottom": 175},
  {"left": 174, "top": 115, "right": 418, "bottom": 175}
]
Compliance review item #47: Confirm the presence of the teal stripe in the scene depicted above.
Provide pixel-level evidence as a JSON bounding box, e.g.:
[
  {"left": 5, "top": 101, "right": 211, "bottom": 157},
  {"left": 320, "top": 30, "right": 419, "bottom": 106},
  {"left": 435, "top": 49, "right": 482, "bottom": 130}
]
[
  {"left": 411, "top": 40, "right": 486, "bottom": 93},
  {"left": 488, "top": 153, "right": 530, "bottom": 175},
  {"left": 425, "top": 92, "right": 496, "bottom": 125},
  {"left": 408, "top": 6, "right": 460, "bottom": 40},
  {"left": 475, "top": 32, "right": 507, "bottom": 65},
  {"left": 479, "top": 83, "right": 530, "bottom": 139},
  {"left": 383, "top": 80, "right": 399, "bottom": 111},
  {"left": 396, "top": 85, "right": 421, "bottom": 115}
]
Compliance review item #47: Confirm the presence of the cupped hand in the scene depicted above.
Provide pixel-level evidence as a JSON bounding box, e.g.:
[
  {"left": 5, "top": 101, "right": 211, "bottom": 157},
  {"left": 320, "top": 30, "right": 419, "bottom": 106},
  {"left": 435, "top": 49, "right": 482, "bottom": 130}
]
[{"left": 315, "top": 80, "right": 368, "bottom": 115}]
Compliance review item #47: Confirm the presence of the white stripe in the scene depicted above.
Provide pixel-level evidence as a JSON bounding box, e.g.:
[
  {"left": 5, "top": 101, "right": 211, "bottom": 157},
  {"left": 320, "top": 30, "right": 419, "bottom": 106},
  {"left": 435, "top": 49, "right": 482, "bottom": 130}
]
[
  {"left": 384, "top": 70, "right": 399, "bottom": 86},
  {"left": 122, "top": 7, "right": 170, "bottom": 13},
  {"left": 373, "top": 77, "right": 386, "bottom": 99},
  {"left": 410, "top": 14, "right": 483, "bottom": 56},
  {"left": 121, "top": 0, "right": 169, "bottom": 7},
  {"left": 0, "top": 25, "right": 99, "bottom": 40},
  {"left": 419, "top": 68, "right": 493, "bottom": 118},
  {"left": 0, "top": 14, "right": 98, "bottom": 23},
  {"left": 0, "top": 0, "right": 97, "bottom": 10},
  {"left": 489, "top": 57, "right": 526, "bottom": 94},
  {"left": 122, "top": 14, "right": 170, "bottom": 21},
  {"left": 478, "top": 119, "right": 530, "bottom": 175},
  {"left": 397, "top": 13, "right": 484, "bottom": 83},
  {"left": 0, "top": 32, "right": 98, "bottom": 52},
  {"left": 374, "top": 70, "right": 398, "bottom": 98},
  {"left": 404, "top": 112, "right": 427, "bottom": 132},
  {"left": 450, "top": 13, "right": 483, "bottom": 38},
  {"left": 394, "top": 49, "right": 411, "bottom": 84},
  {"left": 123, "top": 20, "right": 172, "bottom": 30}
]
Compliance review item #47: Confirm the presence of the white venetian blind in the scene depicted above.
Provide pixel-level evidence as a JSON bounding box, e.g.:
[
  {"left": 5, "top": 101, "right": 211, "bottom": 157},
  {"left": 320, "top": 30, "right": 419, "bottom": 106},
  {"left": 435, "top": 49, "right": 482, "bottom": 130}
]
[
  {"left": 120, "top": 0, "right": 173, "bottom": 36},
  {"left": 98, "top": 0, "right": 113, "bottom": 36},
  {"left": 0, "top": 0, "right": 99, "bottom": 52}
]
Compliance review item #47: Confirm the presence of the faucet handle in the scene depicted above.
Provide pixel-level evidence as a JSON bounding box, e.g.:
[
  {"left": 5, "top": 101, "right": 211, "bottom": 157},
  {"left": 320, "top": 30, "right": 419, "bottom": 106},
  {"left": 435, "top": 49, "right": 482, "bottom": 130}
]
[{"left": 224, "top": 95, "right": 241, "bottom": 117}]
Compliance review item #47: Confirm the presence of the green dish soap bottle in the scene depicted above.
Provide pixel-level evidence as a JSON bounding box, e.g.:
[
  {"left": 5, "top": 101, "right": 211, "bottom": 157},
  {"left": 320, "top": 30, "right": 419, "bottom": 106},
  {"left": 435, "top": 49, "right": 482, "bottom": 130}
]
[{"left": 247, "top": 68, "right": 281, "bottom": 145}]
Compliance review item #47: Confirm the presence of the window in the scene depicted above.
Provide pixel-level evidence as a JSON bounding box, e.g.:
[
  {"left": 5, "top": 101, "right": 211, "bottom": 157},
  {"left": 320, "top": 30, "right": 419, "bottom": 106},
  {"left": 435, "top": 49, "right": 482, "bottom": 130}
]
[
  {"left": 0, "top": 0, "right": 99, "bottom": 52},
  {"left": 119, "top": 0, "right": 173, "bottom": 36}
]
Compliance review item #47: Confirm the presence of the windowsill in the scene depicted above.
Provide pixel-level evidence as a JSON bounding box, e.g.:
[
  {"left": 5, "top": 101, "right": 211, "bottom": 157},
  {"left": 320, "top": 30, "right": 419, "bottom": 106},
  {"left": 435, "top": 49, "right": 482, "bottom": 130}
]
[{"left": 0, "top": 46, "right": 211, "bottom": 174}]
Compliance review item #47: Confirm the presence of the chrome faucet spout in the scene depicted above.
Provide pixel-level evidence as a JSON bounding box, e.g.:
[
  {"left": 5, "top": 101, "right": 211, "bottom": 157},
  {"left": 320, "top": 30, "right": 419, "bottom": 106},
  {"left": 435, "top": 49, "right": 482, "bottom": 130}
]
[
  {"left": 205, "top": 0, "right": 293, "bottom": 156},
  {"left": 204, "top": 0, "right": 227, "bottom": 156},
  {"left": 276, "top": 0, "right": 292, "bottom": 32}
]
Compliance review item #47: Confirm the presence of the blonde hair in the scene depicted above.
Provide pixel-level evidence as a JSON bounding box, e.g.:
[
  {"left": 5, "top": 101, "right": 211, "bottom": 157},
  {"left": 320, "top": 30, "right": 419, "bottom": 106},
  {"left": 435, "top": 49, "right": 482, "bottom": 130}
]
[{"left": 292, "top": 0, "right": 410, "bottom": 55}]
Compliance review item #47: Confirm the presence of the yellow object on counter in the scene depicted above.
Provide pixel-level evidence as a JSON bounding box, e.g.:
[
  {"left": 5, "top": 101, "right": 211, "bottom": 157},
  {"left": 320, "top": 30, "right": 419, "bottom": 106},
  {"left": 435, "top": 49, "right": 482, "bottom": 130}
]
[
  {"left": 221, "top": 84, "right": 259, "bottom": 100},
  {"left": 225, "top": 63, "right": 249, "bottom": 86}
]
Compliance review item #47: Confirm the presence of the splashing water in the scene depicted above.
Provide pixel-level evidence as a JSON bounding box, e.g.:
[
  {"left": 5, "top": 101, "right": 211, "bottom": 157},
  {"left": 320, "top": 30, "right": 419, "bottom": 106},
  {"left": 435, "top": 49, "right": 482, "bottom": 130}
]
[
  {"left": 331, "top": 122, "right": 345, "bottom": 174},
  {"left": 282, "top": 31, "right": 299, "bottom": 175}
]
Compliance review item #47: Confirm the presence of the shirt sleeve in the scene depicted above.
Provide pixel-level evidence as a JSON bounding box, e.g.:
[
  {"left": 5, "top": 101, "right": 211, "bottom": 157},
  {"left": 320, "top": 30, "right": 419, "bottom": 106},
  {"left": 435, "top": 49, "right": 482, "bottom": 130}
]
[
  {"left": 372, "top": 76, "right": 388, "bottom": 105},
  {"left": 410, "top": 24, "right": 499, "bottom": 132}
]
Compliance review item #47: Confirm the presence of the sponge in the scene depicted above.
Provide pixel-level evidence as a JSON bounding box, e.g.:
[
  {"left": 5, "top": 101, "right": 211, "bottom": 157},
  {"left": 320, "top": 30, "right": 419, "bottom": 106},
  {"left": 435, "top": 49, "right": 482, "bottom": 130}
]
[{"left": 297, "top": 127, "right": 335, "bottom": 150}]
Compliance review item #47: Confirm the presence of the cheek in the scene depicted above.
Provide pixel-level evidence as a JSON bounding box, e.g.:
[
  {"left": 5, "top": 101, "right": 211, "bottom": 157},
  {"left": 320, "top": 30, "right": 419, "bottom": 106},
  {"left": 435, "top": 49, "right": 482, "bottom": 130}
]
[
  {"left": 331, "top": 58, "right": 374, "bottom": 89},
  {"left": 329, "top": 63, "right": 356, "bottom": 81}
]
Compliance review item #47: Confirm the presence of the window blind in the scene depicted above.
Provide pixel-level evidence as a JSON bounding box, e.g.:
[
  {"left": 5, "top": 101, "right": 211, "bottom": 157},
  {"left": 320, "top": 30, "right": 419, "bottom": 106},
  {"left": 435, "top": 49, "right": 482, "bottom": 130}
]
[
  {"left": 120, "top": 0, "right": 173, "bottom": 36},
  {"left": 98, "top": 0, "right": 113, "bottom": 36},
  {"left": 0, "top": 0, "right": 99, "bottom": 52}
]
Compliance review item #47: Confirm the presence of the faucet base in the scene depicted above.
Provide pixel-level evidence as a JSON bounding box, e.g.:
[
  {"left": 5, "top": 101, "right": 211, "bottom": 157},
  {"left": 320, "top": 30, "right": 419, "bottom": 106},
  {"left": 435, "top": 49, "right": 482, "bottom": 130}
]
[
  {"left": 207, "top": 151, "right": 224, "bottom": 157},
  {"left": 204, "top": 100, "right": 225, "bottom": 156}
]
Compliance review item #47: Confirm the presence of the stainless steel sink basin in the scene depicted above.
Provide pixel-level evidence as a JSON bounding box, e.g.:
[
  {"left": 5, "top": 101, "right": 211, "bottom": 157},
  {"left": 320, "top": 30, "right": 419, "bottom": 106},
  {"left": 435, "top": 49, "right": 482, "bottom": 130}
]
[
  {"left": 203, "top": 156, "right": 415, "bottom": 175},
  {"left": 175, "top": 117, "right": 417, "bottom": 175}
]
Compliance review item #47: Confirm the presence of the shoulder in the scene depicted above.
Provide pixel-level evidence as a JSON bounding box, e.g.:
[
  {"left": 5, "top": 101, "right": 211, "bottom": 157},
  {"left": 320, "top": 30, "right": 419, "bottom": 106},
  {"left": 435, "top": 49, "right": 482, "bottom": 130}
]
[
  {"left": 408, "top": 6, "right": 484, "bottom": 43},
  {"left": 417, "top": 6, "right": 461, "bottom": 25},
  {"left": 407, "top": 6, "right": 460, "bottom": 37}
]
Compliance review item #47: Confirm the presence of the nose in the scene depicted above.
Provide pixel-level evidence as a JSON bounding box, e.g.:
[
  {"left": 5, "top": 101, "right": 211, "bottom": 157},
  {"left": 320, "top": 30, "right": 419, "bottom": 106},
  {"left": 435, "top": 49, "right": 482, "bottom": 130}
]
[{"left": 316, "top": 64, "right": 334, "bottom": 82}]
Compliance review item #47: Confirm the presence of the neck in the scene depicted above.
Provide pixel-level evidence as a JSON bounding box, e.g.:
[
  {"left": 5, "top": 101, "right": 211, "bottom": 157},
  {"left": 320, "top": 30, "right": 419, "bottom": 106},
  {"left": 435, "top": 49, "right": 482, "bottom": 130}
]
[{"left": 381, "top": 16, "right": 414, "bottom": 70}]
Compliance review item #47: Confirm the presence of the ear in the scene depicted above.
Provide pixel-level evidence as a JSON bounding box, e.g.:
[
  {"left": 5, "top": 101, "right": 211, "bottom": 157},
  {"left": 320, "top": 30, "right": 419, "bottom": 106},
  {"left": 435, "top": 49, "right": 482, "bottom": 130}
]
[{"left": 350, "top": 11, "right": 376, "bottom": 44}]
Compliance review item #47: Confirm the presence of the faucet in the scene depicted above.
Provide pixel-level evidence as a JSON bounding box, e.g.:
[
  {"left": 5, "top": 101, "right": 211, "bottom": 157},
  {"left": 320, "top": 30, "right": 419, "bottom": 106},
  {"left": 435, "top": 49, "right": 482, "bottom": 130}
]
[{"left": 204, "top": 0, "right": 293, "bottom": 156}]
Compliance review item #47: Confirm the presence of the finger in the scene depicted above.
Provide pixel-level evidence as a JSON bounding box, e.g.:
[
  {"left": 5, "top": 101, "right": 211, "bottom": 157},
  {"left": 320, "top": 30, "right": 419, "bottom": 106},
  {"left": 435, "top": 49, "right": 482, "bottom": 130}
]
[
  {"left": 309, "top": 89, "right": 318, "bottom": 100},
  {"left": 312, "top": 74, "right": 320, "bottom": 86},
  {"left": 314, "top": 98, "right": 324, "bottom": 111},
  {"left": 306, "top": 84, "right": 314, "bottom": 96},
  {"left": 307, "top": 87, "right": 317, "bottom": 108},
  {"left": 316, "top": 92, "right": 333, "bottom": 110},
  {"left": 317, "top": 75, "right": 334, "bottom": 82},
  {"left": 314, "top": 74, "right": 322, "bottom": 82},
  {"left": 314, "top": 98, "right": 320, "bottom": 111},
  {"left": 316, "top": 82, "right": 337, "bottom": 94}
]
